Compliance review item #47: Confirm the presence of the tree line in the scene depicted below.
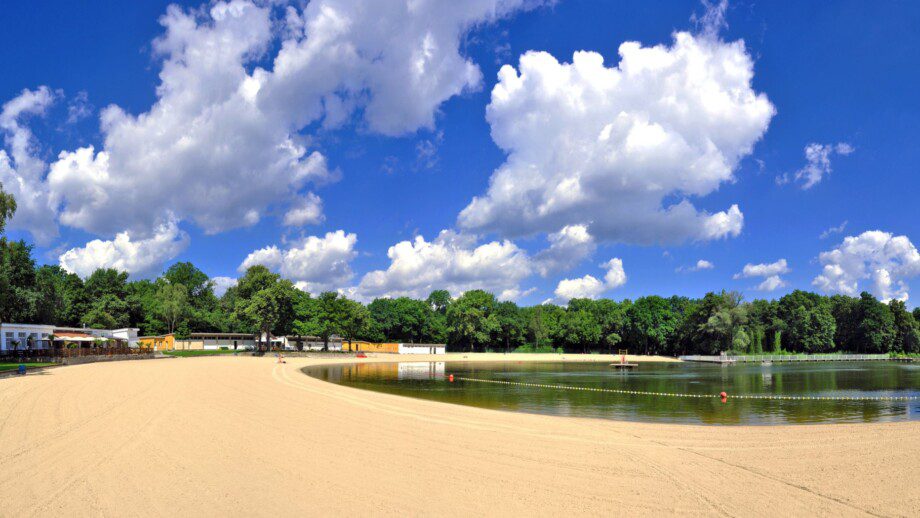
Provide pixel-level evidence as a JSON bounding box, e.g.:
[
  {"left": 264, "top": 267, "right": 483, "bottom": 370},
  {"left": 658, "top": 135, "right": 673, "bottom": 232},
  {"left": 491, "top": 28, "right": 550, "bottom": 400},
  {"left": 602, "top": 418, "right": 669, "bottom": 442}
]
[{"left": 2, "top": 238, "right": 919, "bottom": 355}]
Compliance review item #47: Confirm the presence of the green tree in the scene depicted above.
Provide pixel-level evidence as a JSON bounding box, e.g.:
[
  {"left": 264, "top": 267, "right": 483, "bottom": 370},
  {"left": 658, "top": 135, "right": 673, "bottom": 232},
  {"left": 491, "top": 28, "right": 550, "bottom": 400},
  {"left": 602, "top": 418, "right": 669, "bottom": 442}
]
[
  {"left": 697, "top": 291, "right": 748, "bottom": 352},
  {"left": 85, "top": 268, "right": 129, "bottom": 300},
  {"left": 340, "top": 299, "right": 371, "bottom": 348},
  {"left": 829, "top": 295, "right": 860, "bottom": 351},
  {"left": 732, "top": 327, "right": 751, "bottom": 352},
  {"left": 243, "top": 280, "right": 299, "bottom": 350},
  {"left": 525, "top": 305, "right": 548, "bottom": 349},
  {"left": 0, "top": 239, "right": 38, "bottom": 323},
  {"left": 626, "top": 296, "right": 680, "bottom": 355},
  {"left": 33, "top": 265, "right": 70, "bottom": 325},
  {"left": 234, "top": 265, "right": 278, "bottom": 301},
  {"left": 777, "top": 290, "right": 836, "bottom": 353},
  {"left": 82, "top": 294, "right": 130, "bottom": 329},
  {"left": 587, "top": 298, "right": 630, "bottom": 353},
  {"left": 855, "top": 292, "right": 895, "bottom": 353},
  {"left": 494, "top": 301, "right": 525, "bottom": 353},
  {"left": 559, "top": 308, "right": 602, "bottom": 353},
  {"left": 295, "top": 291, "right": 347, "bottom": 350},
  {"left": 889, "top": 300, "right": 919, "bottom": 354},
  {"left": 426, "top": 290, "right": 452, "bottom": 313},
  {"left": 163, "top": 262, "right": 219, "bottom": 333},
  {"left": 367, "top": 298, "right": 398, "bottom": 341},
  {"left": 675, "top": 292, "right": 737, "bottom": 355},
  {"left": 156, "top": 282, "right": 189, "bottom": 335},
  {"left": 446, "top": 290, "right": 498, "bottom": 352},
  {"left": 0, "top": 183, "right": 14, "bottom": 234}
]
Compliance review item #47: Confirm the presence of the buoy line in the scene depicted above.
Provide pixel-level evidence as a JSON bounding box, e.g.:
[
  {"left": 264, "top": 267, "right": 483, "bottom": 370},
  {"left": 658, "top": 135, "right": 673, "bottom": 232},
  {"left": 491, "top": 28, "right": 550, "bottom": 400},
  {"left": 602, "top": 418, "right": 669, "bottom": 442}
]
[{"left": 454, "top": 376, "right": 920, "bottom": 402}]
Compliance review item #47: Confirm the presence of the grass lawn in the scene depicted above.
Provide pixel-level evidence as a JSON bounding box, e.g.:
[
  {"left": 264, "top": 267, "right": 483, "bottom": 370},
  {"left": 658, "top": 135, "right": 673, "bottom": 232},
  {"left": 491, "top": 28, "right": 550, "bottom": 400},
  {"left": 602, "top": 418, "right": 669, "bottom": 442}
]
[
  {"left": 163, "top": 349, "right": 249, "bottom": 357},
  {"left": 0, "top": 362, "right": 58, "bottom": 373}
]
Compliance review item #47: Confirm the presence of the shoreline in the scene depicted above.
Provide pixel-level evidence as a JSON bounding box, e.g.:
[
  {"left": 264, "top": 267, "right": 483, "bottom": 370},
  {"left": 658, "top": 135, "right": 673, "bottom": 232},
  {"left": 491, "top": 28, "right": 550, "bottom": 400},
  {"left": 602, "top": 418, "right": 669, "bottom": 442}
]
[
  {"left": 0, "top": 355, "right": 916, "bottom": 515},
  {"left": 302, "top": 351, "right": 678, "bottom": 363}
]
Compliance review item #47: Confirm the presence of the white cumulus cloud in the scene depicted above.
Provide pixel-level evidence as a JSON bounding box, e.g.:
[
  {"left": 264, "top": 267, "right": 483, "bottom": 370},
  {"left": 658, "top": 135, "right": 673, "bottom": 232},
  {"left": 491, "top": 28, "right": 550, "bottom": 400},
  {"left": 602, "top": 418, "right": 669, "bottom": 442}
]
[
  {"left": 59, "top": 217, "right": 189, "bottom": 279},
  {"left": 677, "top": 259, "right": 715, "bottom": 272},
  {"left": 534, "top": 224, "right": 596, "bottom": 276},
  {"left": 458, "top": 30, "right": 774, "bottom": 244},
  {"left": 239, "top": 230, "right": 358, "bottom": 294},
  {"left": 734, "top": 258, "right": 789, "bottom": 292},
  {"left": 38, "top": 0, "right": 542, "bottom": 239},
  {"left": 357, "top": 230, "right": 533, "bottom": 300},
  {"left": 778, "top": 142, "right": 854, "bottom": 189},
  {"left": 0, "top": 87, "right": 59, "bottom": 244},
  {"left": 813, "top": 230, "right": 920, "bottom": 302},
  {"left": 554, "top": 258, "right": 626, "bottom": 303},
  {"left": 283, "top": 192, "right": 324, "bottom": 227}
]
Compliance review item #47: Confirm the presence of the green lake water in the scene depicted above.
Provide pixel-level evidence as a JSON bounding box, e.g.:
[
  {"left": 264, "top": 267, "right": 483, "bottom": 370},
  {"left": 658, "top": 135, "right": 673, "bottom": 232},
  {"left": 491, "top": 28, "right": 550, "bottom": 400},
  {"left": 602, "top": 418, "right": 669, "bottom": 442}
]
[{"left": 303, "top": 360, "right": 919, "bottom": 425}]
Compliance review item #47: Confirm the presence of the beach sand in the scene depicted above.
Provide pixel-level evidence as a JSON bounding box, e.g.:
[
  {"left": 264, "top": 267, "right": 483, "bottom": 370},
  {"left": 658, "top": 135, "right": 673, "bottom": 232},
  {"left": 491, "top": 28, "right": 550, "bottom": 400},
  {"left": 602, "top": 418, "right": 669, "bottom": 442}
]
[{"left": 0, "top": 354, "right": 916, "bottom": 516}]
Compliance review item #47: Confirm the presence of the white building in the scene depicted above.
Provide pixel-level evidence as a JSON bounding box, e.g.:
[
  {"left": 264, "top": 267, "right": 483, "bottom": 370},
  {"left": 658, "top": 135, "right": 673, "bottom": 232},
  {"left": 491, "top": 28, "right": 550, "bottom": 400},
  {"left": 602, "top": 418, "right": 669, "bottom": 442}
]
[
  {"left": 110, "top": 328, "right": 140, "bottom": 347},
  {"left": 1, "top": 323, "right": 54, "bottom": 351},
  {"left": 283, "top": 335, "right": 344, "bottom": 351},
  {"left": 397, "top": 343, "right": 446, "bottom": 355},
  {"left": 190, "top": 333, "right": 258, "bottom": 350},
  {"left": 0, "top": 323, "right": 140, "bottom": 351}
]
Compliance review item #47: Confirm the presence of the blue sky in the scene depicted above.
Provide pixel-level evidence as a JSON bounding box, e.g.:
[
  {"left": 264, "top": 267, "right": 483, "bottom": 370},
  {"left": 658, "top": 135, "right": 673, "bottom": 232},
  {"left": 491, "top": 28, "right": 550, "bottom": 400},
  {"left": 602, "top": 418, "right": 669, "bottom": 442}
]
[{"left": 1, "top": 0, "right": 919, "bottom": 305}]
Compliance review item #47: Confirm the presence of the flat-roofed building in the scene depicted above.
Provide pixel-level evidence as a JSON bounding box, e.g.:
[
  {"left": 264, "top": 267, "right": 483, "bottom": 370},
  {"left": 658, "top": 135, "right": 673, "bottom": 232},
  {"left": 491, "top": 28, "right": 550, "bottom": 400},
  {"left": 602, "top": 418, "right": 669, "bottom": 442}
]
[
  {"left": 284, "top": 335, "right": 344, "bottom": 351},
  {"left": 1, "top": 323, "right": 139, "bottom": 351},
  {"left": 188, "top": 333, "right": 257, "bottom": 350},
  {"left": 341, "top": 341, "right": 400, "bottom": 353},
  {"left": 398, "top": 343, "right": 446, "bottom": 355},
  {"left": 139, "top": 334, "right": 175, "bottom": 351}
]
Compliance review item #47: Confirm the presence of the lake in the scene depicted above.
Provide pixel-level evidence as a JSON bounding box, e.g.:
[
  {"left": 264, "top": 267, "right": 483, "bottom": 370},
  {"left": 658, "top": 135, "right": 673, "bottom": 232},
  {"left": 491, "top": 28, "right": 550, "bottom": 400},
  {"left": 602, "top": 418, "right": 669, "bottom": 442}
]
[{"left": 303, "top": 360, "right": 920, "bottom": 425}]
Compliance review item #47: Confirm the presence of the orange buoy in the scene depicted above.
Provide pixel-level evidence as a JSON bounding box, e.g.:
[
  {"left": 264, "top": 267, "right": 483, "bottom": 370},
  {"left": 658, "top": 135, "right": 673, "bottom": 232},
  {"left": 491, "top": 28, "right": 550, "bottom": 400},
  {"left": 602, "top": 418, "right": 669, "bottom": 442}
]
[
  {"left": 449, "top": 374, "right": 454, "bottom": 382},
  {"left": 720, "top": 391, "right": 728, "bottom": 403}
]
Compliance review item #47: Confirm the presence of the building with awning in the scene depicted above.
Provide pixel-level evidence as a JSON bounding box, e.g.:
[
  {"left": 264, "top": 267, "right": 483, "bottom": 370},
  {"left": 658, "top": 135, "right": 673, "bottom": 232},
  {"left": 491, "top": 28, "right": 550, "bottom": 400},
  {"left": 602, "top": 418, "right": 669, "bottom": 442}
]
[
  {"left": 53, "top": 331, "right": 105, "bottom": 343},
  {"left": 0, "top": 323, "right": 139, "bottom": 351}
]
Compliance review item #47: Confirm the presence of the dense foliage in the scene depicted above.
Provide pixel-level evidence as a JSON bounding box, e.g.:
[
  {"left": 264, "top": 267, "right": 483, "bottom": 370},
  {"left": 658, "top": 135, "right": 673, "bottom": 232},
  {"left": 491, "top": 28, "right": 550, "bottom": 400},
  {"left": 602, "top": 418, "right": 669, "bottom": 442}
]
[{"left": 1, "top": 237, "right": 918, "bottom": 354}]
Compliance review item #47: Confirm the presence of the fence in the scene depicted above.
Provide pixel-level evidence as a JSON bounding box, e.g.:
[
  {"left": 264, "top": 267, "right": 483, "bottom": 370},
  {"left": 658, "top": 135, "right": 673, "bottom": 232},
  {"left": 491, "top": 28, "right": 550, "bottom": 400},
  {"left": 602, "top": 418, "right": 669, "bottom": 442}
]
[
  {"left": 679, "top": 354, "right": 891, "bottom": 363},
  {"left": 0, "top": 345, "right": 154, "bottom": 362}
]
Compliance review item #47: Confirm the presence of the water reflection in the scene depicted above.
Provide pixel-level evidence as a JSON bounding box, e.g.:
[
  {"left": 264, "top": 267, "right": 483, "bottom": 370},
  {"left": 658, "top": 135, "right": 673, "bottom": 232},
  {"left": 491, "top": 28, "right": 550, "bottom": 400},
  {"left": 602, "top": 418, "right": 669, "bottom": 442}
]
[
  {"left": 303, "top": 361, "right": 919, "bottom": 425},
  {"left": 398, "top": 362, "right": 445, "bottom": 380}
]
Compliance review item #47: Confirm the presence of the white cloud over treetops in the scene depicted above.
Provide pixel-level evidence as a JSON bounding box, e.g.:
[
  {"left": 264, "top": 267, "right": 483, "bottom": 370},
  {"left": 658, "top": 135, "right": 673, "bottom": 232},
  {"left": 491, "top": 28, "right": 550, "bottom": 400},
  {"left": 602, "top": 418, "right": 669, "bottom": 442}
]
[
  {"left": 458, "top": 30, "right": 774, "bottom": 244},
  {"left": 210, "top": 276, "right": 238, "bottom": 298},
  {"left": 813, "top": 231, "right": 920, "bottom": 302},
  {"left": 733, "top": 258, "right": 789, "bottom": 292},
  {"left": 553, "top": 258, "right": 627, "bottom": 303},
  {"left": 356, "top": 230, "right": 534, "bottom": 300},
  {"left": 58, "top": 217, "right": 189, "bottom": 279},
  {"left": 239, "top": 230, "right": 358, "bottom": 294}
]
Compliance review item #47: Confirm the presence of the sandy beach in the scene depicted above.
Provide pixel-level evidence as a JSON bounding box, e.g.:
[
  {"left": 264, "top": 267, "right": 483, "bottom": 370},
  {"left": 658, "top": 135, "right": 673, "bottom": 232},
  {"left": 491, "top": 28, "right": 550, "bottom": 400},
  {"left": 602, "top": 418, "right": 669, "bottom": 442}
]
[{"left": 0, "top": 354, "right": 917, "bottom": 517}]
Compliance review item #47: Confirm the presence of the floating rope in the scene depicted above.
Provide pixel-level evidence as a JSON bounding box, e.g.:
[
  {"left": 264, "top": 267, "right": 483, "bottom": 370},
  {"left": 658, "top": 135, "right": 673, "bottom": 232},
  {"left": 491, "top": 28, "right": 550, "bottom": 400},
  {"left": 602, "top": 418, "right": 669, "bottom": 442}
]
[{"left": 454, "top": 376, "right": 920, "bottom": 402}]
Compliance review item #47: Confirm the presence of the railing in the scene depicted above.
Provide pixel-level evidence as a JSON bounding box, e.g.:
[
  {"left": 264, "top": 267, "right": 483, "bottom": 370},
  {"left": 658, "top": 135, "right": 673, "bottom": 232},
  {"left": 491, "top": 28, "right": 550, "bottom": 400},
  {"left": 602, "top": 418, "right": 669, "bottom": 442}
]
[
  {"left": 0, "top": 346, "right": 154, "bottom": 361},
  {"left": 679, "top": 354, "right": 891, "bottom": 363}
]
